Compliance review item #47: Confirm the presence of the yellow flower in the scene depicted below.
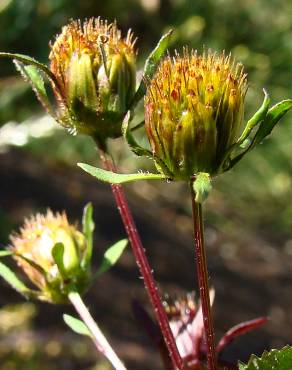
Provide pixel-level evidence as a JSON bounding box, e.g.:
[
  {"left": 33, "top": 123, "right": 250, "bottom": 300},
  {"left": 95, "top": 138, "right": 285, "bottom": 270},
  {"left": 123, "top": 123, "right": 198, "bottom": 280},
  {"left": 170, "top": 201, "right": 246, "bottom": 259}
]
[
  {"left": 144, "top": 49, "right": 247, "bottom": 180},
  {"left": 10, "top": 210, "right": 90, "bottom": 303},
  {"left": 49, "top": 18, "right": 137, "bottom": 138}
]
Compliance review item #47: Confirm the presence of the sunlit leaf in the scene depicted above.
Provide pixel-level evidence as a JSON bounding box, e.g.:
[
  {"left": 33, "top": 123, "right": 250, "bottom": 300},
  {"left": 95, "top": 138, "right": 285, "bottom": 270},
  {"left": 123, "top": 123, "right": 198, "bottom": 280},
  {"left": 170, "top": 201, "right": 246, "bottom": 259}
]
[
  {"left": 0, "top": 52, "right": 57, "bottom": 83},
  {"left": 14, "top": 61, "right": 56, "bottom": 117},
  {"left": 237, "top": 89, "right": 270, "bottom": 144},
  {"left": 0, "top": 261, "right": 31, "bottom": 295},
  {"left": 78, "top": 163, "right": 167, "bottom": 184},
  {"left": 254, "top": 99, "right": 292, "bottom": 145},
  {"left": 239, "top": 346, "right": 292, "bottom": 370},
  {"left": 0, "top": 250, "right": 13, "bottom": 257},
  {"left": 130, "top": 30, "right": 173, "bottom": 108},
  {"left": 96, "top": 239, "right": 128, "bottom": 276},
  {"left": 81, "top": 203, "right": 95, "bottom": 269},
  {"left": 63, "top": 313, "right": 92, "bottom": 337}
]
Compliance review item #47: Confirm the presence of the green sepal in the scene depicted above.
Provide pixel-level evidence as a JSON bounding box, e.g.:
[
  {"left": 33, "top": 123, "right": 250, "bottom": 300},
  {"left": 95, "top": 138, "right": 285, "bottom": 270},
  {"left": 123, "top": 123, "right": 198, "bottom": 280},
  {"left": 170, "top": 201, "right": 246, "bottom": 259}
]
[
  {"left": 81, "top": 203, "right": 95, "bottom": 270},
  {"left": 192, "top": 173, "right": 212, "bottom": 203},
  {"left": 253, "top": 99, "right": 292, "bottom": 145},
  {"left": 63, "top": 313, "right": 92, "bottom": 337},
  {"left": 239, "top": 346, "right": 292, "bottom": 370},
  {"left": 14, "top": 61, "right": 56, "bottom": 118},
  {"left": 51, "top": 243, "right": 67, "bottom": 278},
  {"left": 0, "top": 52, "right": 58, "bottom": 86},
  {"left": 96, "top": 239, "right": 128, "bottom": 277},
  {"left": 122, "top": 112, "right": 153, "bottom": 157},
  {"left": 122, "top": 112, "right": 174, "bottom": 178},
  {"left": 237, "top": 89, "right": 271, "bottom": 144},
  {"left": 0, "top": 261, "right": 36, "bottom": 297},
  {"left": 78, "top": 163, "right": 167, "bottom": 184},
  {"left": 130, "top": 29, "right": 173, "bottom": 108}
]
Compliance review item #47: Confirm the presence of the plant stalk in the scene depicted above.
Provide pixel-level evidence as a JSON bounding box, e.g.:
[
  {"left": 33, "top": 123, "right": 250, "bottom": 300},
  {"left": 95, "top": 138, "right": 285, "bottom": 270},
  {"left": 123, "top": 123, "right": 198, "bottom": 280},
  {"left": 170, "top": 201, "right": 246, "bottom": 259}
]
[
  {"left": 98, "top": 145, "right": 184, "bottom": 370},
  {"left": 190, "top": 181, "right": 216, "bottom": 370},
  {"left": 68, "top": 291, "right": 126, "bottom": 370}
]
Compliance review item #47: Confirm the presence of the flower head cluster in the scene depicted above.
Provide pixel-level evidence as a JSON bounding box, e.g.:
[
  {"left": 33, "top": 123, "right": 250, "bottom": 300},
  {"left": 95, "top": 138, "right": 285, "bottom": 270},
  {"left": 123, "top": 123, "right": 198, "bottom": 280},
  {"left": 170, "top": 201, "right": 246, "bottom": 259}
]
[
  {"left": 9, "top": 210, "right": 91, "bottom": 303},
  {"left": 144, "top": 49, "right": 247, "bottom": 179}
]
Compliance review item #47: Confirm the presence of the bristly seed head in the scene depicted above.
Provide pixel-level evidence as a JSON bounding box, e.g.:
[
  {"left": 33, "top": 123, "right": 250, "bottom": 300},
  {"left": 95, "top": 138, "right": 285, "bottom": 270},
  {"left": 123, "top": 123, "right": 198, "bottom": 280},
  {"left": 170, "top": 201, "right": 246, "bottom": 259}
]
[
  {"left": 49, "top": 17, "right": 137, "bottom": 139},
  {"left": 145, "top": 49, "right": 248, "bottom": 179}
]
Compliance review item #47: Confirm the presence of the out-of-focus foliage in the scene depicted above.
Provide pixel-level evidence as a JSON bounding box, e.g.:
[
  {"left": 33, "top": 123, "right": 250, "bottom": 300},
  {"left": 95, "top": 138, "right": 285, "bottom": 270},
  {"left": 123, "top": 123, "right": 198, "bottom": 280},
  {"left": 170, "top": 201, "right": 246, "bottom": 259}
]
[
  {"left": 1, "top": 0, "right": 292, "bottom": 233},
  {"left": 0, "top": 302, "right": 111, "bottom": 370}
]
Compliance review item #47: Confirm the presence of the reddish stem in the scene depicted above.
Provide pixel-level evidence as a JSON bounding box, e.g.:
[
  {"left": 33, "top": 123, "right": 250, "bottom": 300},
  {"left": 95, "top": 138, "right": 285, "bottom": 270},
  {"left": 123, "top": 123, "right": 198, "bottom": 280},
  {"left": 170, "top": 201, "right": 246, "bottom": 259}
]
[
  {"left": 190, "top": 181, "right": 216, "bottom": 370},
  {"left": 98, "top": 147, "right": 184, "bottom": 370}
]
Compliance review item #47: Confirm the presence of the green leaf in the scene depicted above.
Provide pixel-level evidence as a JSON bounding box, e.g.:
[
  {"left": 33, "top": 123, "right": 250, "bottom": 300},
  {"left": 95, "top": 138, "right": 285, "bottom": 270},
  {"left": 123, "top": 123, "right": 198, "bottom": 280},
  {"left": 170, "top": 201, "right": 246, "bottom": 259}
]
[
  {"left": 227, "top": 98, "right": 292, "bottom": 171},
  {"left": 0, "top": 52, "right": 57, "bottom": 84},
  {"left": 14, "top": 61, "right": 56, "bottom": 117},
  {"left": 96, "top": 239, "right": 128, "bottom": 277},
  {"left": 237, "top": 89, "right": 271, "bottom": 144},
  {"left": 254, "top": 99, "right": 292, "bottom": 145},
  {"left": 81, "top": 203, "right": 95, "bottom": 269},
  {"left": 63, "top": 314, "right": 92, "bottom": 337},
  {"left": 52, "top": 243, "right": 67, "bottom": 278},
  {"left": 0, "top": 250, "right": 13, "bottom": 257},
  {"left": 78, "top": 163, "right": 167, "bottom": 184},
  {"left": 239, "top": 346, "right": 292, "bottom": 370},
  {"left": 0, "top": 261, "right": 31, "bottom": 295},
  {"left": 192, "top": 173, "right": 212, "bottom": 203},
  {"left": 130, "top": 29, "right": 173, "bottom": 108}
]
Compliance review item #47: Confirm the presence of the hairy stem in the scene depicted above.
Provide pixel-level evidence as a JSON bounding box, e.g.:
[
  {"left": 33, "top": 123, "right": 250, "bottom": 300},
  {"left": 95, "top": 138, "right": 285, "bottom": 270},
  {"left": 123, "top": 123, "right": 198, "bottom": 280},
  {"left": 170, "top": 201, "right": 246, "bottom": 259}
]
[
  {"left": 190, "top": 181, "right": 216, "bottom": 370},
  {"left": 98, "top": 146, "right": 184, "bottom": 370},
  {"left": 68, "top": 291, "right": 126, "bottom": 370}
]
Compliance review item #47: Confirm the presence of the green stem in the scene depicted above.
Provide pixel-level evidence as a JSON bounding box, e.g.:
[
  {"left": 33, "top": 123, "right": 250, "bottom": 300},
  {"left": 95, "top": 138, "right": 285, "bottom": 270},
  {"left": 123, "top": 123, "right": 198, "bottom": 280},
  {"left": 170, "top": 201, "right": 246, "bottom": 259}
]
[
  {"left": 68, "top": 291, "right": 127, "bottom": 370},
  {"left": 190, "top": 181, "right": 216, "bottom": 370}
]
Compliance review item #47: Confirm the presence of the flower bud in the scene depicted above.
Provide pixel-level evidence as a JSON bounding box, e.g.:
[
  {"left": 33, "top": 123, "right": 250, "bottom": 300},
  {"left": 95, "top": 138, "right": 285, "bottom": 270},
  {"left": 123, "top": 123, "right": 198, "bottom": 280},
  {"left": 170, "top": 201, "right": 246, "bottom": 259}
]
[
  {"left": 9, "top": 210, "right": 90, "bottom": 303},
  {"left": 49, "top": 18, "right": 136, "bottom": 139},
  {"left": 144, "top": 50, "right": 247, "bottom": 179}
]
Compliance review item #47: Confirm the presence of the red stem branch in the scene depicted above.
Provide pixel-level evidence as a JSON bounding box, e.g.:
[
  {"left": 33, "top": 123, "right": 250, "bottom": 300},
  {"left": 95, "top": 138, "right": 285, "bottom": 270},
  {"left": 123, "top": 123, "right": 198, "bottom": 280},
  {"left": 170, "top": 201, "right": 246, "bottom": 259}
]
[
  {"left": 98, "top": 147, "right": 184, "bottom": 370},
  {"left": 190, "top": 181, "right": 216, "bottom": 370}
]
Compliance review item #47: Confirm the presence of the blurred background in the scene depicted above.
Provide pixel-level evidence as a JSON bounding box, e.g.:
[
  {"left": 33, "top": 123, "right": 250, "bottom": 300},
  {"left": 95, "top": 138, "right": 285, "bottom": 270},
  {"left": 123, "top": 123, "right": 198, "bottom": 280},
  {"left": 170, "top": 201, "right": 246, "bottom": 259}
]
[{"left": 0, "top": 0, "right": 292, "bottom": 369}]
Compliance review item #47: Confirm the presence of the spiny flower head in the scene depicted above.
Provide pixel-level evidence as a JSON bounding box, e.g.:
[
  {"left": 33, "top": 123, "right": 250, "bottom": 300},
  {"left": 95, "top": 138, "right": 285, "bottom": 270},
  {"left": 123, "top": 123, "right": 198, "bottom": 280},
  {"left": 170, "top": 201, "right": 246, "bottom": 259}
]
[
  {"left": 145, "top": 49, "right": 247, "bottom": 180},
  {"left": 10, "top": 210, "right": 90, "bottom": 303},
  {"left": 49, "top": 17, "right": 137, "bottom": 138}
]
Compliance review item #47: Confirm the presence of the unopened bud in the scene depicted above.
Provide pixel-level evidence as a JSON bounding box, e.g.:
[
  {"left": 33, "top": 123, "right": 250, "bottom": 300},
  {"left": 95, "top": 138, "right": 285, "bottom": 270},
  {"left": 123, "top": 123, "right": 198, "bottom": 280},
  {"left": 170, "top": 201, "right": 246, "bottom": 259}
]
[
  {"left": 144, "top": 50, "right": 247, "bottom": 179},
  {"left": 49, "top": 18, "right": 137, "bottom": 139},
  {"left": 10, "top": 210, "right": 90, "bottom": 303}
]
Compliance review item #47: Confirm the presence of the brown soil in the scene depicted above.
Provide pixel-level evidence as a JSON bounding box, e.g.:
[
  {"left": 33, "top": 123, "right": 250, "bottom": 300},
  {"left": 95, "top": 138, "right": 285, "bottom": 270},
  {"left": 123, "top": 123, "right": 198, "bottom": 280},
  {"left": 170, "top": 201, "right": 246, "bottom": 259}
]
[{"left": 0, "top": 147, "right": 291, "bottom": 370}]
